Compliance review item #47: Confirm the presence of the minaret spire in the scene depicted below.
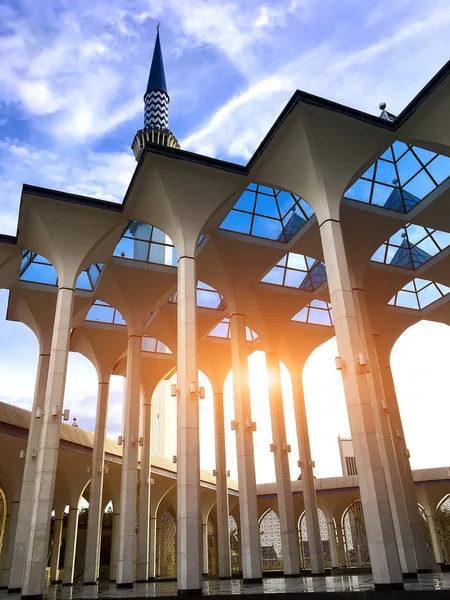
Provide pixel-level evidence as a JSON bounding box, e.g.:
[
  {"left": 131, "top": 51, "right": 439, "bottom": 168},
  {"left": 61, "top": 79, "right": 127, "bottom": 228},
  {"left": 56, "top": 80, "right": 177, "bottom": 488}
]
[{"left": 132, "top": 25, "right": 180, "bottom": 160}]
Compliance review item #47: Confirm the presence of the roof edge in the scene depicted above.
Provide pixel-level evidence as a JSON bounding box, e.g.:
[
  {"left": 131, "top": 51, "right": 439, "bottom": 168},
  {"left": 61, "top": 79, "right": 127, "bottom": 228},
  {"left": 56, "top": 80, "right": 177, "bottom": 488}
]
[{"left": 22, "top": 184, "right": 125, "bottom": 213}]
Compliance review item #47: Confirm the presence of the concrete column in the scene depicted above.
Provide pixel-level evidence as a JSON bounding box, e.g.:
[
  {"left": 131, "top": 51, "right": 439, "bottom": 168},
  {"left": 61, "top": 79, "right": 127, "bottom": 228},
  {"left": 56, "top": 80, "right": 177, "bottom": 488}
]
[
  {"left": 353, "top": 290, "right": 416, "bottom": 575},
  {"left": 213, "top": 392, "right": 231, "bottom": 579},
  {"left": 327, "top": 521, "right": 339, "bottom": 568},
  {"left": 22, "top": 286, "right": 75, "bottom": 599},
  {"left": 0, "top": 501, "right": 19, "bottom": 588},
  {"left": 291, "top": 378, "right": 324, "bottom": 574},
  {"left": 319, "top": 219, "right": 403, "bottom": 589},
  {"left": 426, "top": 512, "right": 445, "bottom": 565},
  {"left": 336, "top": 523, "right": 345, "bottom": 566},
  {"left": 265, "top": 352, "right": 300, "bottom": 576},
  {"left": 49, "top": 517, "right": 63, "bottom": 583},
  {"left": 84, "top": 379, "right": 110, "bottom": 584},
  {"left": 109, "top": 511, "right": 120, "bottom": 582},
  {"left": 62, "top": 507, "right": 79, "bottom": 585},
  {"left": 377, "top": 354, "right": 431, "bottom": 572},
  {"left": 137, "top": 395, "right": 152, "bottom": 582},
  {"left": 9, "top": 352, "right": 50, "bottom": 592},
  {"left": 176, "top": 255, "right": 202, "bottom": 593},
  {"left": 229, "top": 312, "right": 262, "bottom": 582},
  {"left": 202, "top": 523, "right": 209, "bottom": 575},
  {"left": 117, "top": 333, "right": 141, "bottom": 588},
  {"left": 148, "top": 516, "right": 157, "bottom": 580}
]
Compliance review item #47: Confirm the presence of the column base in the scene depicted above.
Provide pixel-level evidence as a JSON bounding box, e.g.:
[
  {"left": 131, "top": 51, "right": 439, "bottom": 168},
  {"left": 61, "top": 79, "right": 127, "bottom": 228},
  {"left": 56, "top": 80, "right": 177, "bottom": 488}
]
[
  {"left": 439, "top": 564, "right": 450, "bottom": 572},
  {"left": 374, "top": 582, "right": 404, "bottom": 591},
  {"left": 116, "top": 582, "right": 133, "bottom": 589},
  {"left": 219, "top": 576, "right": 232, "bottom": 580},
  {"left": 177, "top": 589, "right": 202, "bottom": 596},
  {"left": 109, "top": 580, "right": 116, "bottom": 583},
  {"left": 403, "top": 572, "right": 418, "bottom": 579},
  {"left": 62, "top": 583, "right": 73, "bottom": 587},
  {"left": 0, "top": 587, "right": 7, "bottom": 591},
  {"left": 83, "top": 582, "right": 98, "bottom": 585},
  {"left": 20, "top": 595, "right": 43, "bottom": 600},
  {"left": 8, "top": 590, "right": 21, "bottom": 595},
  {"left": 50, "top": 581, "right": 62, "bottom": 585},
  {"left": 243, "top": 578, "right": 263, "bottom": 584},
  {"left": 148, "top": 577, "right": 156, "bottom": 582},
  {"left": 136, "top": 579, "right": 148, "bottom": 583},
  {"left": 418, "top": 568, "right": 433, "bottom": 573}
]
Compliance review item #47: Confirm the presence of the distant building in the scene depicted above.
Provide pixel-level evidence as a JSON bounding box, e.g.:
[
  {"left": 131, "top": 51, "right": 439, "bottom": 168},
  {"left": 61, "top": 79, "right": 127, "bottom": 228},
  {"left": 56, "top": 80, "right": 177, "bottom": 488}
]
[{"left": 338, "top": 436, "right": 357, "bottom": 476}]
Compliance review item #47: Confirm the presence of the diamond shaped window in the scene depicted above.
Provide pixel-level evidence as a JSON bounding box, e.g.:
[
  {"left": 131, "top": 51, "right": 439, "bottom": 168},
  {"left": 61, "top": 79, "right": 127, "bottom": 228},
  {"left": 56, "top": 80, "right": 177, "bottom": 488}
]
[
  {"left": 292, "top": 299, "right": 334, "bottom": 326},
  {"left": 86, "top": 299, "right": 126, "bottom": 325},
  {"left": 114, "top": 221, "right": 177, "bottom": 266},
  {"left": 371, "top": 223, "right": 450, "bottom": 269},
  {"left": 20, "top": 251, "right": 103, "bottom": 291},
  {"left": 208, "top": 318, "right": 258, "bottom": 341},
  {"left": 220, "top": 184, "right": 314, "bottom": 242},
  {"left": 344, "top": 141, "right": 450, "bottom": 213},
  {"left": 388, "top": 278, "right": 450, "bottom": 310},
  {"left": 261, "top": 253, "right": 327, "bottom": 291}
]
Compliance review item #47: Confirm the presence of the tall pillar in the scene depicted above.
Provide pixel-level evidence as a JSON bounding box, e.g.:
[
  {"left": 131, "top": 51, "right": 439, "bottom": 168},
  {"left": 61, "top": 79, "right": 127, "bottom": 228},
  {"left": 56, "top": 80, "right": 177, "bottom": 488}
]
[
  {"left": 109, "top": 510, "right": 120, "bottom": 582},
  {"left": 84, "top": 379, "right": 110, "bottom": 584},
  {"left": 202, "top": 522, "right": 209, "bottom": 575},
  {"left": 352, "top": 290, "right": 416, "bottom": 575},
  {"left": 291, "top": 378, "right": 324, "bottom": 574},
  {"left": 49, "top": 516, "right": 63, "bottom": 583},
  {"left": 22, "top": 286, "right": 75, "bottom": 599},
  {"left": 377, "top": 352, "right": 431, "bottom": 572},
  {"left": 0, "top": 500, "right": 19, "bottom": 588},
  {"left": 336, "top": 524, "right": 345, "bottom": 566},
  {"left": 426, "top": 512, "right": 445, "bottom": 565},
  {"left": 213, "top": 391, "right": 231, "bottom": 579},
  {"left": 265, "top": 352, "right": 300, "bottom": 576},
  {"left": 327, "top": 520, "right": 339, "bottom": 568},
  {"left": 319, "top": 218, "right": 403, "bottom": 589},
  {"left": 62, "top": 507, "right": 79, "bottom": 585},
  {"left": 176, "top": 255, "right": 202, "bottom": 593},
  {"left": 229, "top": 313, "right": 262, "bottom": 582},
  {"left": 9, "top": 351, "right": 50, "bottom": 592},
  {"left": 148, "top": 516, "right": 157, "bottom": 580},
  {"left": 137, "top": 394, "right": 152, "bottom": 582},
  {"left": 117, "top": 333, "right": 142, "bottom": 588}
]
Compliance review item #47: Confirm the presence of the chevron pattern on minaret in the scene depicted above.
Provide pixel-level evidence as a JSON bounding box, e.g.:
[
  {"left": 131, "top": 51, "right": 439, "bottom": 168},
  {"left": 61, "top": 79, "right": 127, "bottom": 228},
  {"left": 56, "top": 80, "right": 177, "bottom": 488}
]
[{"left": 144, "top": 90, "right": 169, "bottom": 130}]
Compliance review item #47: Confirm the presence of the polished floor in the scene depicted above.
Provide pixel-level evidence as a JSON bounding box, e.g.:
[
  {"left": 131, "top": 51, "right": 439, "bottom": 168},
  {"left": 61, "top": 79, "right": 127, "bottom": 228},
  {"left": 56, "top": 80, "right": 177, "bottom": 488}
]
[{"left": 3, "top": 573, "right": 450, "bottom": 598}]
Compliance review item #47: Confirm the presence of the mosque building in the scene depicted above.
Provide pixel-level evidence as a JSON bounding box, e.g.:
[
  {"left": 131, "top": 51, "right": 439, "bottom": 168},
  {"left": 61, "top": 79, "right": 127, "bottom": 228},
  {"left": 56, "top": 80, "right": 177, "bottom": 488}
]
[{"left": 1, "top": 27, "right": 450, "bottom": 599}]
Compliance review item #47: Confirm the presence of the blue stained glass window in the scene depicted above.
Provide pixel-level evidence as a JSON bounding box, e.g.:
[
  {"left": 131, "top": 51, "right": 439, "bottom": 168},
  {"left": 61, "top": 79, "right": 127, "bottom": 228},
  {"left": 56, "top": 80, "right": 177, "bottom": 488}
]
[
  {"left": 389, "top": 278, "right": 450, "bottom": 310},
  {"left": 344, "top": 141, "right": 450, "bottom": 213},
  {"left": 86, "top": 299, "right": 126, "bottom": 325},
  {"left": 113, "top": 220, "right": 177, "bottom": 266},
  {"left": 261, "top": 253, "right": 327, "bottom": 292},
  {"left": 208, "top": 317, "right": 258, "bottom": 341},
  {"left": 292, "top": 299, "right": 334, "bottom": 326},
  {"left": 220, "top": 184, "right": 314, "bottom": 242},
  {"left": 169, "top": 281, "right": 226, "bottom": 310}
]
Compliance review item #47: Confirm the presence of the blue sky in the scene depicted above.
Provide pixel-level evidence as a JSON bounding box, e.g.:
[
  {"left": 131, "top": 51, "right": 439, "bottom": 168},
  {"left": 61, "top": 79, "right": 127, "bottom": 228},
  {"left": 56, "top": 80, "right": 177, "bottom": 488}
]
[{"left": 1, "top": 0, "right": 450, "bottom": 480}]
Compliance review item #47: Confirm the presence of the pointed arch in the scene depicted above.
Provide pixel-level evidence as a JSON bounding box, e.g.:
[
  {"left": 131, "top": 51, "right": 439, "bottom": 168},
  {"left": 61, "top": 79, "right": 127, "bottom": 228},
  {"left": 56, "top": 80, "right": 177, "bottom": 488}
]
[
  {"left": 228, "top": 514, "right": 240, "bottom": 574},
  {"left": 259, "top": 509, "right": 283, "bottom": 571},
  {"left": 436, "top": 495, "right": 450, "bottom": 563},
  {"left": 159, "top": 508, "right": 177, "bottom": 578},
  {"left": 417, "top": 504, "right": 437, "bottom": 564},
  {"left": 298, "top": 508, "right": 330, "bottom": 569},
  {"left": 341, "top": 500, "right": 370, "bottom": 567}
]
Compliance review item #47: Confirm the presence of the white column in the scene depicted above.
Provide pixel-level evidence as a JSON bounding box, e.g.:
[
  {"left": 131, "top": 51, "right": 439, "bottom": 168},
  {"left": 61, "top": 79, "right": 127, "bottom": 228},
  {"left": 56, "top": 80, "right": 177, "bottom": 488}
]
[
  {"left": 202, "top": 522, "right": 209, "bottom": 575},
  {"left": 49, "top": 517, "right": 63, "bottom": 583},
  {"left": 291, "top": 378, "right": 324, "bottom": 574},
  {"left": 62, "top": 507, "right": 79, "bottom": 585},
  {"left": 117, "top": 334, "right": 142, "bottom": 588},
  {"left": 319, "top": 219, "right": 403, "bottom": 589},
  {"left": 137, "top": 394, "right": 152, "bottom": 582},
  {"left": 9, "top": 352, "right": 50, "bottom": 592},
  {"left": 109, "top": 510, "right": 120, "bottom": 582},
  {"left": 229, "top": 313, "right": 262, "bottom": 582},
  {"left": 327, "top": 520, "right": 339, "bottom": 568},
  {"left": 0, "top": 500, "right": 19, "bottom": 588},
  {"left": 84, "top": 379, "right": 110, "bottom": 584},
  {"left": 377, "top": 354, "right": 431, "bottom": 572},
  {"left": 148, "top": 516, "right": 157, "bottom": 580},
  {"left": 177, "top": 255, "right": 202, "bottom": 593},
  {"left": 426, "top": 512, "right": 445, "bottom": 565},
  {"left": 266, "top": 352, "right": 300, "bottom": 576},
  {"left": 22, "top": 286, "right": 75, "bottom": 599},
  {"left": 353, "top": 290, "right": 416, "bottom": 575},
  {"left": 213, "top": 391, "right": 231, "bottom": 579}
]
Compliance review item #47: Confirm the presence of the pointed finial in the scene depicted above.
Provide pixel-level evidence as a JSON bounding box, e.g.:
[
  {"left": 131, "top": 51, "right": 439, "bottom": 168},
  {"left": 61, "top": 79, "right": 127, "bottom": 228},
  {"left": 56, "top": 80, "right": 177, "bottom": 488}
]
[
  {"left": 156, "top": 22, "right": 160, "bottom": 31},
  {"left": 379, "top": 102, "right": 387, "bottom": 110}
]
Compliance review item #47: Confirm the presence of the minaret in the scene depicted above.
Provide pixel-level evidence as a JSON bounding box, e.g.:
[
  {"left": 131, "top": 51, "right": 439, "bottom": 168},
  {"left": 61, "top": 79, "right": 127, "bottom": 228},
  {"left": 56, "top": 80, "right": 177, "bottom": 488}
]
[{"left": 132, "top": 25, "right": 180, "bottom": 160}]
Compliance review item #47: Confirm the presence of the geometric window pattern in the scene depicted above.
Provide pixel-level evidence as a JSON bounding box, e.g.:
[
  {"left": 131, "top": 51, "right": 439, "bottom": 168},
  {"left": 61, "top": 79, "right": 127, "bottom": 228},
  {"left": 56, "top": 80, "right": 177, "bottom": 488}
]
[
  {"left": 259, "top": 510, "right": 283, "bottom": 571},
  {"left": 113, "top": 220, "right": 177, "bottom": 267},
  {"left": 292, "top": 299, "right": 334, "bottom": 326},
  {"left": 344, "top": 141, "right": 450, "bottom": 213},
  {"left": 261, "top": 253, "right": 327, "bottom": 292},
  {"left": 142, "top": 337, "right": 172, "bottom": 354},
  {"left": 342, "top": 500, "right": 371, "bottom": 567},
  {"left": 220, "top": 183, "right": 314, "bottom": 242},
  {"left": 169, "top": 281, "right": 226, "bottom": 310},
  {"left": 436, "top": 495, "right": 450, "bottom": 564},
  {"left": 86, "top": 300, "right": 126, "bottom": 325},
  {"left": 371, "top": 223, "right": 450, "bottom": 269},
  {"left": 418, "top": 504, "right": 437, "bottom": 565},
  {"left": 208, "top": 317, "right": 259, "bottom": 341},
  {"left": 159, "top": 510, "right": 177, "bottom": 578},
  {"left": 298, "top": 509, "right": 331, "bottom": 569},
  {"left": 229, "top": 515, "right": 240, "bottom": 574},
  {"left": 388, "top": 278, "right": 450, "bottom": 310},
  {"left": 20, "top": 251, "right": 104, "bottom": 291},
  {"left": 207, "top": 518, "right": 218, "bottom": 575}
]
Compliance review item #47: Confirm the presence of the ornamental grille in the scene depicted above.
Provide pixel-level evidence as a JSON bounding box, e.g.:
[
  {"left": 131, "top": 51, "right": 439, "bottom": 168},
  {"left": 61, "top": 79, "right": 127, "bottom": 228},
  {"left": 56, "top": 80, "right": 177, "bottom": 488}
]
[
  {"left": 437, "top": 496, "right": 450, "bottom": 563},
  {"left": 298, "top": 509, "right": 331, "bottom": 569},
  {"left": 418, "top": 504, "right": 436, "bottom": 564},
  {"left": 259, "top": 510, "right": 283, "bottom": 571},
  {"left": 159, "top": 510, "right": 177, "bottom": 578},
  {"left": 342, "top": 500, "right": 370, "bottom": 567},
  {"left": 207, "top": 519, "right": 218, "bottom": 575},
  {"left": 228, "top": 515, "right": 240, "bottom": 573}
]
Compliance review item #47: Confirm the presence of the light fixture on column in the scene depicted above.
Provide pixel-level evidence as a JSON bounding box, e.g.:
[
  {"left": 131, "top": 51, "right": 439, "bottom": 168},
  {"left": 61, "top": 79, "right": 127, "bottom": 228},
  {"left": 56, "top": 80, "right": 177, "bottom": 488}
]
[
  {"left": 131, "top": 434, "right": 136, "bottom": 444},
  {"left": 31, "top": 449, "right": 37, "bottom": 458},
  {"left": 269, "top": 443, "right": 276, "bottom": 452},
  {"left": 150, "top": 477, "right": 154, "bottom": 485},
  {"left": 309, "top": 459, "right": 315, "bottom": 468},
  {"left": 381, "top": 397, "right": 389, "bottom": 411},
  {"left": 357, "top": 352, "right": 370, "bottom": 372},
  {"left": 335, "top": 356, "right": 345, "bottom": 371},
  {"left": 171, "top": 384, "right": 179, "bottom": 397},
  {"left": 212, "top": 469, "right": 217, "bottom": 477},
  {"left": 97, "top": 465, "right": 103, "bottom": 474},
  {"left": 297, "top": 460, "right": 303, "bottom": 468},
  {"left": 198, "top": 386, "right": 205, "bottom": 399},
  {"left": 173, "top": 455, "right": 177, "bottom": 464},
  {"left": 189, "top": 381, "right": 197, "bottom": 393},
  {"left": 87, "top": 465, "right": 91, "bottom": 474},
  {"left": 104, "top": 464, "right": 109, "bottom": 474},
  {"left": 246, "top": 418, "right": 257, "bottom": 431},
  {"left": 405, "top": 448, "right": 411, "bottom": 459},
  {"left": 51, "top": 405, "right": 59, "bottom": 416},
  {"left": 19, "top": 449, "right": 25, "bottom": 459},
  {"left": 138, "top": 436, "right": 144, "bottom": 446},
  {"left": 35, "top": 407, "right": 43, "bottom": 418},
  {"left": 230, "top": 420, "right": 238, "bottom": 430},
  {"left": 118, "top": 435, "right": 123, "bottom": 445},
  {"left": 226, "top": 470, "right": 230, "bottom": 477},
  {"left": 283, "top": 442, "right": 291, "bottom": 452},
  {"left": 63, "top": 409, "right": 70, "bottom": 421}
]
